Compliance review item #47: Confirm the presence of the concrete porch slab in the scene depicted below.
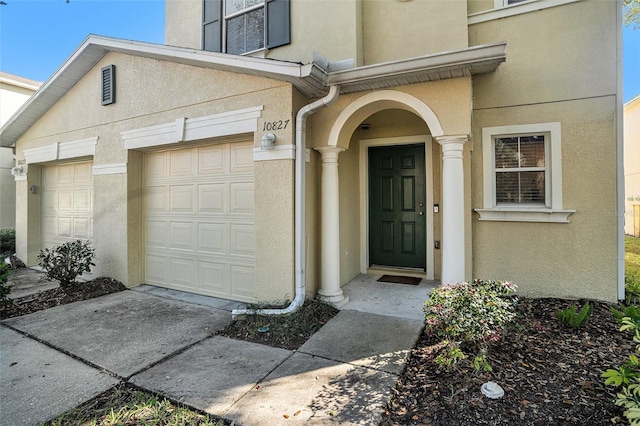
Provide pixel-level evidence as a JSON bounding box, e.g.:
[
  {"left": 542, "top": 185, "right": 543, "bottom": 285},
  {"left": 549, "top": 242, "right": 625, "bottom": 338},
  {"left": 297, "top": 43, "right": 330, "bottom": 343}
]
[
  {"left": 341, "top": 274, "right": 437, "bottom": 321},
  {"left": 130, "top": 336, "right": 292, "bottom": 415},
  {"left": 298, "top": 310, "right": 423, "bottom": 375},
  {"left": 2, "top": 290, "right": 231, "bottom": 378},
  {"left": 0, "top": 327, "right": 119, "bottom": 426},
  {"left": 226, "top": 351, "right": 398, "bottom": 425}
]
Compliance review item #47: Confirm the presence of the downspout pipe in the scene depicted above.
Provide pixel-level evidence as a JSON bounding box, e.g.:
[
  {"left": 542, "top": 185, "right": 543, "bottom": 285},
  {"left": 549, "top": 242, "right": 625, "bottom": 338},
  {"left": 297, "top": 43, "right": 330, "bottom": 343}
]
[{"left": 232, "top": 85, "right": 340, "bottom": 319}]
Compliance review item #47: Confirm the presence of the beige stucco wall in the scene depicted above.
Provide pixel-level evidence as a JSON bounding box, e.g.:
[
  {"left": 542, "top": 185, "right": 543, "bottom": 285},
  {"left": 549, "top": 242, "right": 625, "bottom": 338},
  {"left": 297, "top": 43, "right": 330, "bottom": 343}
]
[
  {"left": 471, "top": 97, "right": 618, "bottom": 302},
  {"left": 165, "top": 0, "right": 201, "bottom": 49},
  {"left": 14, "top": 52, "right": 298, "bottom": 303},
  {"left": 469, "top": 1, "right": 617, "bottom": 109},
  {"left": 469, "top": 0, "right": 619, "bottom": 302},
  {"left": 165, "top": 0, "right": 468, "bottom": 67},
  {"left": 362, "top": 0, "right": 468, "bottom": 64},
  {"left": 625, "top": 96, "right": 640, "bottom": 237}
]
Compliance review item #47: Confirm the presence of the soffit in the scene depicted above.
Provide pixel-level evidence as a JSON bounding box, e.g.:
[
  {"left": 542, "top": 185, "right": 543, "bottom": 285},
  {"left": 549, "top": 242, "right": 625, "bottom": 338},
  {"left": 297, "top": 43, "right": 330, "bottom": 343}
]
[{"left": 0, "top": 35, "right": 506, "bottom": 147}]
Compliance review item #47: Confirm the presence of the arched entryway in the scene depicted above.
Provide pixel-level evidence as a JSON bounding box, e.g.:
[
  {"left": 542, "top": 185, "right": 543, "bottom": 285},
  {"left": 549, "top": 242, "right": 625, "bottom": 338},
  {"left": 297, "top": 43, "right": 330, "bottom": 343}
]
[{"left": 314, "top": 90, "right": 468, "bottom": 307}]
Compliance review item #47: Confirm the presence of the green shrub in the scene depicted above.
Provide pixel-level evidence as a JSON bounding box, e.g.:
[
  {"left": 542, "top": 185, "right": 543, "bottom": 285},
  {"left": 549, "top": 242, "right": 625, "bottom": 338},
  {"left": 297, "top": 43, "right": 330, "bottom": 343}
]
[
  {"left": 627, "top": 275, "right": 640, "bottom": 306},
  {"left": 612, "top": 305, "right": 640, "bottom": 324},
  {"left": 0, "top": 262, "right": 11, "bottom": 302},
  {"left": 603, "top": 315, "right": 640, "bottom": 425},
  {"left": 0, "top": 228, "right": 15, "bottom": 259},
  {"left": 37, "top": 240, "right": 95, "bottom": 288},
  {"left": 423, "top": 279, "right": 517, "bottom": 371},
  {"left": 556, "top": 302, "right": 593, "bottom": 328}
]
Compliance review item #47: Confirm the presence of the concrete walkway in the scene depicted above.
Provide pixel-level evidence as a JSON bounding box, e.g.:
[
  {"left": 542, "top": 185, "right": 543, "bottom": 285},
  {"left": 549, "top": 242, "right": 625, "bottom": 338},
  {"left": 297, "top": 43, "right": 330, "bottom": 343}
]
[{"left": 0, "top": 285, "right": 424, "bottom": 425}]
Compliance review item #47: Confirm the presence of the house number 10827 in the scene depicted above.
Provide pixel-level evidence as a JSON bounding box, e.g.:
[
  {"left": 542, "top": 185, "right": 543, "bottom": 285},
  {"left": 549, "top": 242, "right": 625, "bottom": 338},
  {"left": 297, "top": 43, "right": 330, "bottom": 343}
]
[{"left": 263, "top": 120, "right": 290, "bottom": 131}]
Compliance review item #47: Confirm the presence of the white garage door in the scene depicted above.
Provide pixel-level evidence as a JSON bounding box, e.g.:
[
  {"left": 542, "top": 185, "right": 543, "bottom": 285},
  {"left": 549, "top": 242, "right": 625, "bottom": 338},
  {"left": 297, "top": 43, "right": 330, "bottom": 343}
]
[
  {"left": 143, "top": 141, "right": 255, "bottom": 302},
  {"left": 42, "top": 161, "right": 93, "bottom": 249}
]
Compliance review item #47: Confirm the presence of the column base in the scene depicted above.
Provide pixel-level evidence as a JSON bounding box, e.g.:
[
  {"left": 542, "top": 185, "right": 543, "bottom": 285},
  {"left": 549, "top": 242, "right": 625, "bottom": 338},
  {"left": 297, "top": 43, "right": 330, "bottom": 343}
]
[{"left": 317, "top": 290, "right": 350, "bottom": 309}]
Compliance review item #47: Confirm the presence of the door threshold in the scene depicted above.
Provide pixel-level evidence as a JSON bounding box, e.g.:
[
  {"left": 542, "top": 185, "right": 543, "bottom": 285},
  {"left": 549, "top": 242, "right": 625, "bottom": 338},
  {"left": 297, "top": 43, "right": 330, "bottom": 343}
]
[{"left": 367, "top": 266, "right": 426, "bottom": 279}]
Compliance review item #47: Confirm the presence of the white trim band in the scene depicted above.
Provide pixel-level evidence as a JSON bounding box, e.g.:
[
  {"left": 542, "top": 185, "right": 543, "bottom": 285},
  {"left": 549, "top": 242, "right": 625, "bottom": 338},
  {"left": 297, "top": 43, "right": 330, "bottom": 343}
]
[
  {"left": 23, "top": 137, "right": 98, "bottom": 164},
  {"left": 122, "top": 106, "right": 263, "bottom": 150}
]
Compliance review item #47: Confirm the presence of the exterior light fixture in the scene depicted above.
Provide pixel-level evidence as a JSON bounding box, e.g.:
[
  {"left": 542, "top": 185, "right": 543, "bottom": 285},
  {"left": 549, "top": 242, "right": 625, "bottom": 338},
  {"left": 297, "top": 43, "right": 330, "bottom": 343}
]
[
  {"left": 10, "top": 166, "right": 23, "bottom": 176},
  {"left": 260, "top": 133, "right": 276, "bottom": 150}
]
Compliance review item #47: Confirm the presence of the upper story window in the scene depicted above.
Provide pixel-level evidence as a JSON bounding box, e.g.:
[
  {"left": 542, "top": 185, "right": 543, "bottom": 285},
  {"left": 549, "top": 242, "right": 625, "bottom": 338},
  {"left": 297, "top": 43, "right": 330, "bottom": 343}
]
[{"left": 203, "top": 0, "right": 290, "bottom": 55}]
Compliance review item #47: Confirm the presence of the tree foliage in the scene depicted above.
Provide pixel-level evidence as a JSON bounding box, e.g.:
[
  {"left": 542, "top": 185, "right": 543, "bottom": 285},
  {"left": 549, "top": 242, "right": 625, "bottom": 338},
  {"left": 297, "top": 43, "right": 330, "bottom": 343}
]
[{"left": 625, "top": 0, "right": 640, "bottom": 27}]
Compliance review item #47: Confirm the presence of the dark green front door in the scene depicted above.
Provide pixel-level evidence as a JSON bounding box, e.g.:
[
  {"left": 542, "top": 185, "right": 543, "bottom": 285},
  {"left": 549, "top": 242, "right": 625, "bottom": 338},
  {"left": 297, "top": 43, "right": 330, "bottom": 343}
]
[{"left": 369, "top": 144, "right": 426, "bottom": 270}]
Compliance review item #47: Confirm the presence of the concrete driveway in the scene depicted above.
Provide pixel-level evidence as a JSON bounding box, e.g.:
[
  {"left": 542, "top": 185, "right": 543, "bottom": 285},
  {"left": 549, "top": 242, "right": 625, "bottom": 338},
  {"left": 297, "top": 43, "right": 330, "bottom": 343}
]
[{"left": 1, "top": 288, "right": 423, "bottom": 425}]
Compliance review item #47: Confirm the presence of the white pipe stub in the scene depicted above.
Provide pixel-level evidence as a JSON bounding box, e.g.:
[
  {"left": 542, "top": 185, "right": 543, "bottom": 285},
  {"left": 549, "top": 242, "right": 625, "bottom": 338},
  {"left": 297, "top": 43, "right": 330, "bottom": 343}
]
[{"left": 481, "top": 381, "right": 504, "bottom": 399}]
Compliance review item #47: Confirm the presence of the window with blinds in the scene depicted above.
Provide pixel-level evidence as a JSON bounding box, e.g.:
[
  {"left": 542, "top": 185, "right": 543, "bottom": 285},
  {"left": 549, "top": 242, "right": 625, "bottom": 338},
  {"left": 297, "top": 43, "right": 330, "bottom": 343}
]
[{"left": 494, "top": 135, "right": 546, "bottom": 204}]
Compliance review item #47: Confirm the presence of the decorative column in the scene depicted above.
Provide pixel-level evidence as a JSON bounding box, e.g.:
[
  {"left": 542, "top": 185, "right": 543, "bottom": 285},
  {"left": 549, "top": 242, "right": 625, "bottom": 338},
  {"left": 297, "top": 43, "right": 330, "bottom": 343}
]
[
  {"left": 315, "top": 146, "right": 349, "bottom": 308},
  {"left": 436, "top": 135, "right": 467, "bottom": 284}
]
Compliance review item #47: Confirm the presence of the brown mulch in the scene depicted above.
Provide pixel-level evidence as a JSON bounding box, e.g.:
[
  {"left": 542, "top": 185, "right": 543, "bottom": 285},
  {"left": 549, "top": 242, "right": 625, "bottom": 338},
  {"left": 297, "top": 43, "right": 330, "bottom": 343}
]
[
  {"left": 219, "top": 298, "right": 339, "bottom": 350},
  {"left": 380, "top": 298, "right": 633, "bottom": 426},
  {"left": 0, "top": 277, "right": 126, "bottom": 320}
]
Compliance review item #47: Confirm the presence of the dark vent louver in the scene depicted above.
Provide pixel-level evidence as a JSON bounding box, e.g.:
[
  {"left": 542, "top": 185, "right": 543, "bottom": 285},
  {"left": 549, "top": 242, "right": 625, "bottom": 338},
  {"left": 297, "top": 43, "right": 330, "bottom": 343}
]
[{"left": 101, "top": 65, "right": 116, "bottom": 106}]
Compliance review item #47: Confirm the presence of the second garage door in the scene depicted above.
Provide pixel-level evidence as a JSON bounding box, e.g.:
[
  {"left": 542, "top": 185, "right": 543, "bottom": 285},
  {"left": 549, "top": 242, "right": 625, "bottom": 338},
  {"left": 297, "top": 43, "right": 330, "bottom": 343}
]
[{"left": 144, "top": 141, "right": 255, "bottom": 302}]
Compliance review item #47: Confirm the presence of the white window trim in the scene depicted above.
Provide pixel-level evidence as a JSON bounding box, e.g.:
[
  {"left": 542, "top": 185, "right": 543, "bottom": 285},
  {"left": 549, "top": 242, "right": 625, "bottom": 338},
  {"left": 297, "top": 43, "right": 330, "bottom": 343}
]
[
  {"left": 468, "top": 0, "right": 581, "bottom": 25},
  {"left": 476, "top": 122, "right": 575, "bottom": 223}
]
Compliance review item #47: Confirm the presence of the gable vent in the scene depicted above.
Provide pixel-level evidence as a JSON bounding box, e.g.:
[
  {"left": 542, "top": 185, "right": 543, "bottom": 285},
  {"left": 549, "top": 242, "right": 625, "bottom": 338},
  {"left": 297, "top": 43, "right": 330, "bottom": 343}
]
[{"left": 101, "top": 65, "right": 116, "bottom": 106}]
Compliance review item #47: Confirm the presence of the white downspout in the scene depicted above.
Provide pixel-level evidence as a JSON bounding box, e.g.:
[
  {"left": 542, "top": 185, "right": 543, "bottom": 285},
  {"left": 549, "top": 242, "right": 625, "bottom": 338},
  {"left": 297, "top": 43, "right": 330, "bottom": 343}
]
[{"left": 232, "top": 85, "right": 340, "bottom": 319}]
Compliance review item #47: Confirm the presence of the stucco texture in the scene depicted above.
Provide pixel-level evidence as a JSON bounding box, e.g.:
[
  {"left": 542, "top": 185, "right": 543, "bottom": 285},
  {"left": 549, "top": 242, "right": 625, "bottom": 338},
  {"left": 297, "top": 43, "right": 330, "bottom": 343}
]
[
  {"left": 471, "top": 97, "right": 618, "bottom": 302},
  {"left": 469, "top": 1, "right": 617, "bottom": 109},
  {"left": 14, "top": 53, "right": 298, "bottom": 303}
]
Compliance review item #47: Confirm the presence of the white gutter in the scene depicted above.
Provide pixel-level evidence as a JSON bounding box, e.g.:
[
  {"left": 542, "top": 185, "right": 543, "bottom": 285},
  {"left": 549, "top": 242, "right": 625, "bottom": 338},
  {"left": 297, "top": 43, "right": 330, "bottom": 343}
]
[{"left": 232, "top": 85, "right": 340, "bottom": 319}]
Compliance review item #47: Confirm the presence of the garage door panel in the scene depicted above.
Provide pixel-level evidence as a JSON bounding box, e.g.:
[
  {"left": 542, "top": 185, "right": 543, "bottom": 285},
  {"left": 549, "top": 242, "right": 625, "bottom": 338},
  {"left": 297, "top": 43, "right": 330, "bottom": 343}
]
[
  {"left": 169, "top": 185, "right": 194, "bottom": 213},
  {"left": 146, "top": 255, "right": 168, "bottom": 284},
  {"left": 229, "top": 182, "right": 254, "bottom": 214},
  {"left": 198, "top": 146, "right": 226, "bottom": 174},
  {"left": 199, "top": 262, "right": 230, "bottom": 294},
  {"left": 169, "top": 258, "right": 196, "bottom": 288},
  {"left": 169, "top": 222, "right": 195, "bottom": 251},
  {"left": 58, "top": 217, "right": 72, "bottom": 237},
  {"left": 145, "top": 152, "right": 167, "bottom": 180},
  {"left": 170, "top": 150, "right": 196, "bottom": 177},
  {"left": 58, "top": 190, "right": 73, "bottom": 211},
  {"left": 198, "top": 184, "right": 225, "bottom": 213},
  {"left": 146, "top": 186, "right": 167, "bottom": 212},
  {"left": 43, "top": 191, "right": 57, "bottom": 212},
  {"left": 57, "top": 164, "right": 74, "bottom": 184},
  {"left": 231, "top": 266, "right": 255, "bottom": 299},
  {"left": 230, "top": 143, "right": 254, "bottom": 172},
  {"left": 74, "top": 163, "right": 92, "bottom": 182},
  {"left": 146, "top": 221, "right": 167, "bottom": 248},
  {"left": 73, "top": 189, "right": 91, "bottom": 212},
  {"left": 198, "top": 223, "right": 226, "bottom": 254},
  {"left": 230, "top": 224, "right": 255, "bottom": 256},
  {"left": 73, "top": 217, "right": 91, "bottom": 239},
  {"left": 144, "top": 141, "right": 255, "bottom": 302}
]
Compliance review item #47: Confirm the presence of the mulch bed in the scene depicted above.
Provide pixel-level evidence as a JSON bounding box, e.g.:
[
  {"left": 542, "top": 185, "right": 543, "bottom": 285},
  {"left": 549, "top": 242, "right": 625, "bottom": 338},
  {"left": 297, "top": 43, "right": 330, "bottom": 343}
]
[
  {"left": 0, "top": 277, "right": 126, "bottom": 320},
  {"left": 380, "top": 298, "right": 633, "bottom": 426}
]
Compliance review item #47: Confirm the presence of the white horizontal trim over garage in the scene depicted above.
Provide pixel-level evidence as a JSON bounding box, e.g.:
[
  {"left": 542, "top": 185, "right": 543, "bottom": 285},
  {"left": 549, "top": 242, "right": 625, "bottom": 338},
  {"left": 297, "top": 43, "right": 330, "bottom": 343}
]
[
  {"left": 23, "top": 137, "right": 98, "bottom": 164},
  {"left": 122, "top": 106, "right": 263, "bottom": 150}
]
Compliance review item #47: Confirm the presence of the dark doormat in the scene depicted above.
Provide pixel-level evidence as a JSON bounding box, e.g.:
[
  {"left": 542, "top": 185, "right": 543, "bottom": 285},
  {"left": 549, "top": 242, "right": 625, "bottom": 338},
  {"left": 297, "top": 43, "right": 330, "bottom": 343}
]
[{"left": 377, "top": 275, "right": 422, "bottom": 285}]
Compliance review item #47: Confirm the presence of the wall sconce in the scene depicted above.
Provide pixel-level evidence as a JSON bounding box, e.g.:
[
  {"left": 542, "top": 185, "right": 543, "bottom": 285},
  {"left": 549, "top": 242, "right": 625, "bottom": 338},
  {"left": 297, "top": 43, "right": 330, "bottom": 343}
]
[
  {"left": 30, "top": 185, "right": 38, "bottom": 194},
  {"left": 11, "top": 166, "right": 23, "bottom": 176},
  {"left": 260, "top": 133, "right": 276, "bottom": 151}
]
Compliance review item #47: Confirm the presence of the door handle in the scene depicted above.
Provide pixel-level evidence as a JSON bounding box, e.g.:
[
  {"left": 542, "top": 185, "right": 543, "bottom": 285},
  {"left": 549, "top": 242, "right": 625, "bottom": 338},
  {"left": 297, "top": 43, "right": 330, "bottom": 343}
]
[{"left": 419, "top": 211, "right": 424, "bottom": 216}]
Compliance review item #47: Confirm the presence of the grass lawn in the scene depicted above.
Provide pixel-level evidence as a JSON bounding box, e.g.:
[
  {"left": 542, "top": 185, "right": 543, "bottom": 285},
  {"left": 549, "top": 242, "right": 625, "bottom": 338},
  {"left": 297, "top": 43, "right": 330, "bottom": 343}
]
[
  {"left": 44, "top": 385, "right": 224, "bottom": 426},
  {"left": 626, "top": 235, "right": 640, "bottom": 279}
]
